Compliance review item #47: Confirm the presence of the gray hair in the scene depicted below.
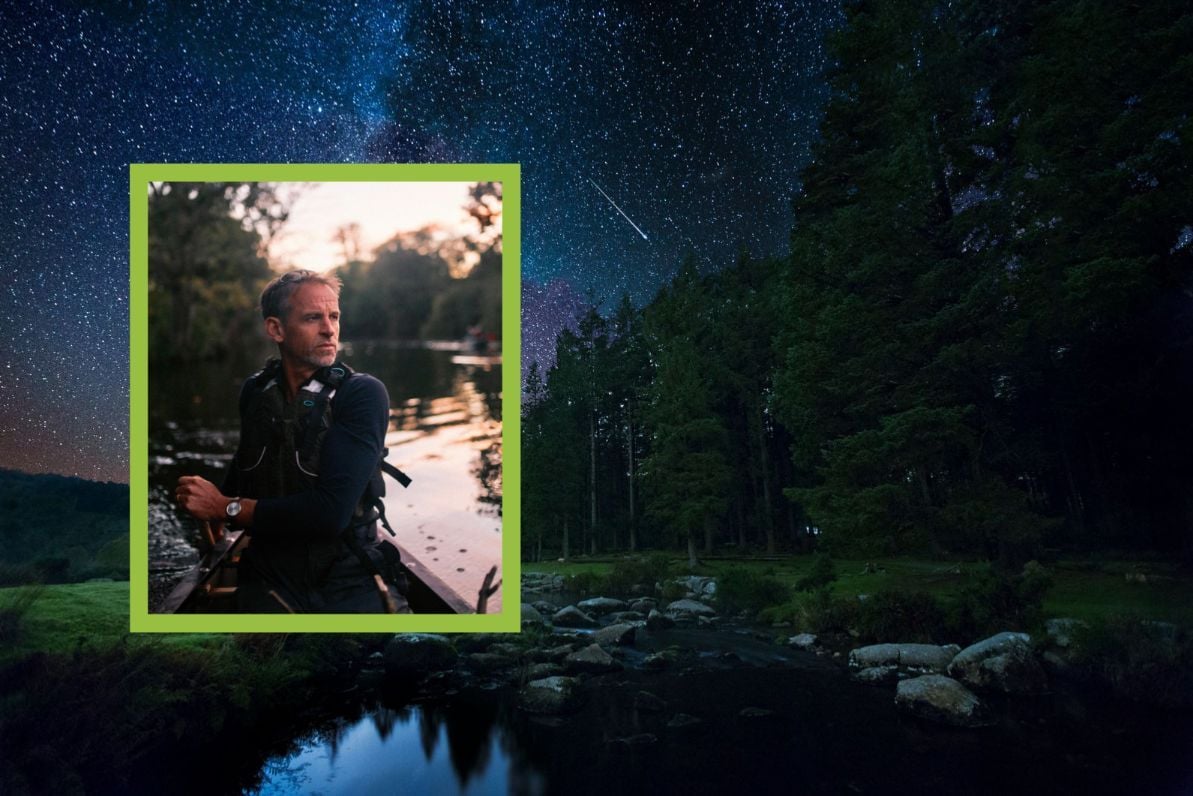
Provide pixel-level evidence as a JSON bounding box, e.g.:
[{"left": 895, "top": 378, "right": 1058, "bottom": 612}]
[{"left": 260, "top": 270, "right": 342, "bottom": 321}]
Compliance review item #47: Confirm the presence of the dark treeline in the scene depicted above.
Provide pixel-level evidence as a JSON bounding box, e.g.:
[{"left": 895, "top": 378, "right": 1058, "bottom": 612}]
[
  {"left": 0, "top": 469, "right": 129, "bottom": 584},
  {"left": 523, "top": 0, "right": 1193, "bottom": 566},
  {"left": 148, "top": 182, "right": 502, "bottom": 362}
]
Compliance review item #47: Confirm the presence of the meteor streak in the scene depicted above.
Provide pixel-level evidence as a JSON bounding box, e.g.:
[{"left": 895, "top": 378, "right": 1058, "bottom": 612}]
[{"left": 589, "top": 178, "right": 648, "bottom": 240}]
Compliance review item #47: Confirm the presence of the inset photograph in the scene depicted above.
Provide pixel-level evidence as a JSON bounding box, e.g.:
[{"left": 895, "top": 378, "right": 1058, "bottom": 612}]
[{"left": 130, "top": 164, "right": 519, "bottom": 632}]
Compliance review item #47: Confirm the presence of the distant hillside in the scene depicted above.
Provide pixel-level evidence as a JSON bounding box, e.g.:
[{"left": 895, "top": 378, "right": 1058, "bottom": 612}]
[{"left": 0, "top": 469, "right": 128, "bottom": 583}]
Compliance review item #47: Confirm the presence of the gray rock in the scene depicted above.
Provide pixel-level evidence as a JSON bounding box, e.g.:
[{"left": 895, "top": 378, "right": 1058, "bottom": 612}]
[
  {"left": 948, "top": 632, "right": 1048, "bottom": 695},
  {"left": 383, "top": 634, "right": 457, "bottom": 676},
  {"left": 565, "top": 643, "right": 623, "bottom": 674},
  {"left": 894, "top": 674, "right": 993, "bottom": 727},
  {"left": 595, "top": 623, "right": 639, "bottom": 648},
  {"left": 551, "top": 605, "right": 598, "bottom": 628},
  {"left": 642, "top": 650, "right": 677, "bottom": 671},
  {"left": 630, "top": 598, "right": 657, "bottom": 614},
  {"left": 852, "top": 665, "right": 900, "bottom": 686},
  {"left": 788, "top": 633, "right": 819, "bottom": 651},
  {"left": 607, "top": 611, "right": 646, "bottom": 624},
  {"left": 665, "top": 599, "right": 718, "bottom": 621},
  {"left": 646, "top": 609, "right": 675, "bottom": 631},
  {"left": 520, "top": 676, "right": 582, "bottom": 714},
  {"left": 577, "top": 597, "right": 627, "bottom": 616},
  {"left": 848, "top": 643, "right": 960, "bottom": 673},
  {"left": 525, "top": 662, "right": 565, "bottom": 680},
  {"left": 522, "top": 603, "right": 547, "bottom": 625},
  {"left": 532, "top": 600, "right": 555, "bottom": 614},
  {"left": 1044, "top": 618, "right": 1088, "bottom": 649},
  {"left": 534, "top": 643, "right": 578, "bottom": 663}
]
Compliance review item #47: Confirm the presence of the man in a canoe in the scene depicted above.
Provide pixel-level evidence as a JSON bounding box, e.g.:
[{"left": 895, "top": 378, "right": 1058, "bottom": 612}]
[{"left": 175, "top": 269, "right": 409, "bottom": 613}]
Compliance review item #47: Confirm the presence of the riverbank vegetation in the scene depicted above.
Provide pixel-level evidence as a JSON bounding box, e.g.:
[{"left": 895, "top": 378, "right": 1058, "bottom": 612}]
[{"left": 524, "top": 555, "right": 1193, "bottom": 629}]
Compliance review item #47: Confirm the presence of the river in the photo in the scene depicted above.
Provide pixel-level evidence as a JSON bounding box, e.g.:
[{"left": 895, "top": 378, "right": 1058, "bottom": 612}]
[{"left": 147, "top": 341, "right": 502, "bottom": 611}]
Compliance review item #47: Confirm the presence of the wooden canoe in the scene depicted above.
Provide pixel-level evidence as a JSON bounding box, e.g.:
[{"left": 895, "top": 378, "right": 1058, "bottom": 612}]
[{"left": 160, "top": 531, "right": 474, "bottom": 614}]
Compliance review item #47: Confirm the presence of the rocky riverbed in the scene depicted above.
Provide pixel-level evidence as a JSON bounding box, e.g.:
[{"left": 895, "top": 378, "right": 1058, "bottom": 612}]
[{"left": 300, "top": 572, "right": 1193, "bottom": 794}]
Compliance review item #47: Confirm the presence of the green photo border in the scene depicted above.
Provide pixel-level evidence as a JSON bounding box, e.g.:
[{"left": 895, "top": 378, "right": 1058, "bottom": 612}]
[{"left": 129, "top": 163, "right": 521, "bottom": 633}]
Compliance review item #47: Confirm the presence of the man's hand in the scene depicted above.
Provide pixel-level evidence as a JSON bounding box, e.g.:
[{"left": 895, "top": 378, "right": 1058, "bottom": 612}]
[{"left": 175, "top": 476, "right": 228, "bottom": 522}]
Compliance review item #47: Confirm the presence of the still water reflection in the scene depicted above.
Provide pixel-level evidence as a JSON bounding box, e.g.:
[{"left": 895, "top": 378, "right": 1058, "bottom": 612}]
[
  {"left": 148, "top": 342, "right": 502, "bottom": 610},
  {"left": 253, "top": 705, "right": 523, "bottom": 796}
]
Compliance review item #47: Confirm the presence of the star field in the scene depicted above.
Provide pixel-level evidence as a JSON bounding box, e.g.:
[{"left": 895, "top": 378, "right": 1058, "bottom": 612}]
[{"left": 0, "top": 1, "right": 838, "bottom": 483}]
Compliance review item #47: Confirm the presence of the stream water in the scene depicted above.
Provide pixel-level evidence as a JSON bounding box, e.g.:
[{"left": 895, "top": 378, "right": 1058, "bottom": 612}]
[{"left": 236, "top": 620, "right": 1193, "bottom": 795}]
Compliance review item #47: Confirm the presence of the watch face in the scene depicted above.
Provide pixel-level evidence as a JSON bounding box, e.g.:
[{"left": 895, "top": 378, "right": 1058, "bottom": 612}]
[{"left": 226, "top": 500, "right": 242, "bottom": 518}]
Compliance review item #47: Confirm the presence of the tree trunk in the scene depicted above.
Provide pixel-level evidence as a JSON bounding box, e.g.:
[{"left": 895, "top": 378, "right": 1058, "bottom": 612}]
[
  {"left": 589, "top": 411, "right": 597, "bottom": 548},
  {"left": 758, "top": 405, "right": 775, "bottom": 554},
  {"left": 687, "top": 533, "right": 698, "bottom": 570},
  {"left": 627, "top": 415, "right": 637, "bottom": 552}
]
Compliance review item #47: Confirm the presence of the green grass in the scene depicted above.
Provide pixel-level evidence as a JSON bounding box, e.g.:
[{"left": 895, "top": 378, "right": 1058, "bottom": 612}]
[
  {"left": 522, "top": 554, "right": 1193, "bottom": 627},
  {"left": 0, "top": 581, "right": 230, "bottom": 660}
]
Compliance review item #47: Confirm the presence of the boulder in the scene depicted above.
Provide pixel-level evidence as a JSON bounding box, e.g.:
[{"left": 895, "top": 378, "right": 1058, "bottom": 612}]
[
  {"left": 642, "top": 650, "right": 677, "bottom": 671},
  {"left": 630, "top": 598, "right": 657, "bottom": 614},
  {"left": 533, "top": 643, "right": 578, "bottom": 663},
  {"left": 948, "top": 632, "right": 1047, "bottom": 695},
  {"left": 520, "top": 676, "right": 582, "bottom": 714},
  {"left": 646, "top": 609, "right": 675, "bottom": 631},
  {"left": 577, "top": 597, "right": 627, "bottom": 616},
  {"left": 551, "top": 605, "right": 599, "bottom": 628},
  {"left": 595, "top": 623, "right": 639, "bottom": 648},
  {"left": 664, "top": 599, "right": 718, "bottom": 622},
  {"left": 525, "top": 662, "right": 566, "bottom": 680},
  {"left": 522, "top": 603, "right": 547, "bottom": 625},
  {"left": 852, "top": 665, "right": 900, "bottom": 686},
  {"left": 848, "top": 643, "right": 960, "bottom": 674},
  {"left": 383, "top": 634, "right": 457, "bottom": 676},
  {"left": 787, "top": 633, "right": 819, "bottom": 652},
  {"left": 565, "top": 643, "right": 623, "bottom": 674},
  {"left": 894, "top": 674, "right": 993, "bottom": 727},
  {"left": 607, "top": 611, "right": 646, "bottom": 624},
  {"left": 532, "top": 600, "right": 556, "bottom": 615}
]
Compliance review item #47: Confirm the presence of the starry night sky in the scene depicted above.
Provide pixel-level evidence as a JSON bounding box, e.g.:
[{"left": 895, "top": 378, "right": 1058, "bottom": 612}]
[{"left": 0, "top": 1, "right": 838, "bottom": 483}]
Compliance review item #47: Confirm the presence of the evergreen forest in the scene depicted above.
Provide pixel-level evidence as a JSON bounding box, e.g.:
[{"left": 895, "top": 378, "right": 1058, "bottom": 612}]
[{"left": 522, "top": 0, "right": 1193, "bottom": 567}]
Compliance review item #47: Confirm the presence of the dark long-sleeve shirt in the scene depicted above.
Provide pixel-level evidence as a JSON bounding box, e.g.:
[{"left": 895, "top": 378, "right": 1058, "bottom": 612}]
[{"left": 225, "top": 372, "right": 389, "bottom": 539}]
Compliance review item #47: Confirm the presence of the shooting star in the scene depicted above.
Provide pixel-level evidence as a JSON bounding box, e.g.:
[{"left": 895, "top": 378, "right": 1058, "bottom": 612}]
[{"left": 589, "top": 178, "right": 648, "bottom": 240}]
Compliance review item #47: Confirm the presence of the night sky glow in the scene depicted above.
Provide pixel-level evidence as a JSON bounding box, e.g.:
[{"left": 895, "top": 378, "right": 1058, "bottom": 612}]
[{"left": 0, "top": 1, "right": 839, "bottom": 483}]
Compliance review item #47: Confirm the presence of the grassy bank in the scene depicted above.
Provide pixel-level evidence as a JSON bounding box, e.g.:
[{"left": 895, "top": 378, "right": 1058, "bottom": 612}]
[
  {"left": 0, "top": 582, "right": 376, "bottom": 793},
  {"left": 524, "top": 555, "right": 1193, "bottom": 627}
]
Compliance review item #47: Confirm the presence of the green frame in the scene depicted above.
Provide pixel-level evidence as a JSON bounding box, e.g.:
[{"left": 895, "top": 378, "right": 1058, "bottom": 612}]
[{"left": 129, "top": 163, "right": 521, "bottom": 633}]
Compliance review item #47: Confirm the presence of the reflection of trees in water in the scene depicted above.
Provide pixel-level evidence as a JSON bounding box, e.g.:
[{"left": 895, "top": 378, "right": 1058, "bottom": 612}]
[
  {"left": 473, "top": 442, "right": 502, "bottom": 516},
  {"left": 443, "top": 700, "right": 498, "bottom": 789},
  {"left": 372, "top": 705, "right": 410, "bottom": 742},
  {"left": 417, "top": 706, "right": 442, "bottom": 760}
]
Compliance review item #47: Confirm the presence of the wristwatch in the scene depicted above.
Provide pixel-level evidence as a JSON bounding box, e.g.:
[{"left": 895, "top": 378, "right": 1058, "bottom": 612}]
[{"left": 225, "top": 498, "right": 242, "bottom": 520}]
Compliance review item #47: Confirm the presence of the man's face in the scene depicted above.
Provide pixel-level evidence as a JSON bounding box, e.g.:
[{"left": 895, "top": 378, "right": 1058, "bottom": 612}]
[{"left": 268, "top": 282, "right": 340, "bottom": 371}]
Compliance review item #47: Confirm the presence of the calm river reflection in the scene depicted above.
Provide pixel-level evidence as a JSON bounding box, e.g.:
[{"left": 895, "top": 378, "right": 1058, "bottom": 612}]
[{"left": 252, "top": 705, "right": 523, "bottom": 795}]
